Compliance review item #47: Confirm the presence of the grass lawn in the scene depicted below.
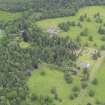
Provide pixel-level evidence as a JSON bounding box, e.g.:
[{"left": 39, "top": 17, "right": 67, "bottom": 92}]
[
  {"left": 19, "top": 41, "right": 31, "bottom": 49},
  {"left": 28, "top": 55, "right": 105, "bottom": 105},
  {"left": 28, "top": 64, "right": 84, "bottom": 105},
  {"left": 36, "top": 6, "right": 105, "bottom": 48},
  {"left": 0, "top": 10, "right": 21, "bottom": 23},
  {"left": 28, "top": 6, "right": 105, "bottom": 105},
  {"left": 89, "top": 59, "right": 105, "bottom": 104}
]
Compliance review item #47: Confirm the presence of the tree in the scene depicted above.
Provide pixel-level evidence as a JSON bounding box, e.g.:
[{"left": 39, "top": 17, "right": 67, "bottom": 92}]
[
  {"left": 58, "top": 22, "right": 70, "bottom": 32},
  {"left": 80, "top": 28, "right": 89, "bottom": 36}
]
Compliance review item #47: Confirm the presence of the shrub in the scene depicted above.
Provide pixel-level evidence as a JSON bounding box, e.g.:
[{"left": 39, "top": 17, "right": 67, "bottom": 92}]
[
  {"left": 92, "top": 53, "right": 98, "bottom": 60},
  {"left": 93, "top": 43, "right": 97, "bottom": 47},
  {"left": 72, "top": 86, "right": 80, "bottom": 92},
  {"left": 50, "top": 87, "right": 57, "bottom": 94},
  {"left": 88, "top": 36, "right": 93, "bottom": 41},
  {"left": 80, "top": 28, "right": 89, "bottom": 36},
  {"left": 76, "top": 35, "right": 81, "bottom": 42},
  {"left": 88, "top": 90, "right": 95, "bottom": 97},
  {"left": 101, "top": 36, "right": 105, "bottom": 41},
  {"left": 87, "top": 102, "right": 92, "bottom": 105},
  {"left": 100, "top": 45, "right": 105, "bottom": 50},
  {"left": 95, "top": 99, "right": 101, "bottom": 105},
  {"left": 87, "top": 17, "right": 91, "bottom": 22},
  {"left": 69, "top": 94, "right": 75, "bottom": 100},
  {"left": 81, "top": 82, "right": 88, "bottom": 89},
  {"left": 31, "top": 94, "right": 38, "bottom": 101},
  {"left": 91, "top": 78, "right": 98, "bottom": 85},
  {"left": 69, "top": 92, "right": 79, "bottom": 100},
  {"left": 98, "top": 26, "right": 105, "bottom": 35},
  {"left": 79, "top": 15, "right": 85, "bottom": 22},
  {"left": 64, "top": 72, "right": 73, "bottom": 84},
  {"left": 84, "top": 42, "right": 89, "bottom": 47},
  {"left": 40, "top": 71, "right": 46, "bottom": 76},
  {"left": 58, "top": 22, "right": 70, "bottom": 32}
]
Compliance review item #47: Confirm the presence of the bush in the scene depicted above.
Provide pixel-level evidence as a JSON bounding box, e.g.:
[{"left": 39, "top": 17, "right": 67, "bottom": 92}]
[
  {"left": 58, "top": 22, "right": 70, "bottom": 32},
  {"left": 93, "top": 43, "right": 97, "bottom": 47},
  {"left": 81, "top": 82, "right": 88, "bottom": 89},
  {"left": 76, "top": 35, "right": 81, "bottom": 42},
  {"left": 101, "top": 36, "right": 105, "bottom": 41},
  {"left": 88, "top": 36, "right": 93, "bottom": 41},
  {"left": 100, "top": 45, "right": 105, "bottom": 50},
  {"left": 98, "top": 26, "right": 105, "bottom": 35},
  {"left": 79, "top": 15, "right": 85, "bottom": 22},
  {"left": 80, "top": 28, "right": 89, "bottom": 36},
  {"left": 64, "top": 72, "right": 73, "bottom": 84},
  {"left": 88, "top": 90, "right": 95, "bottom": 97},
  {"left": 69, "top": 92, "right": 79, "bottom": 100},
  {"left": 92, "top": 53, "right": 98, "bottom": 60},
  {"left": 84, "top": 42, "right": 89, "bottom": 47},
  {"left": 50, "top": 87, "right": 57, "bottom": 94},
  {"left": 31, "top": 94, "right": 38, "bottom": 101},
  {"left": 40, "top": 71, "right": 46, "bottom": 76},
  {"left": 87, "top": 17, "right": 91, "bottom": 22},
  {"left": 87, "top": 102, "right": 92, "bottom": 105},
  {"left": 72, "top": 86, "right": 80, "bottom": 92},
  {"left": 69, "top": 94, "right": 75, "bottom": 100},
  {"left": 95, "top": 99, "right": 101, "bottom": 105},
  {"left": 91, "top": 78, "right": 98, "bottom": 85}
]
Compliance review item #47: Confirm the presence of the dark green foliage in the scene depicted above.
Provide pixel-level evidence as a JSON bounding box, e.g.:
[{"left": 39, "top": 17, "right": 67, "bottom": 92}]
[
  {"left": 98, "top": 26, "right": 105, "bottom": 35},
  {"left": 72, "top": 86, "right": 80, "bottom": 92},
  {"left": 88, "top": 36, "right": 93, "bottom": 41},
  {"left": 101, "top": 36, "right": 105, "bottom": 41},
  {"left": 88, "top": 90, "right": 95, "bottom": 97},
  {"left": 58, "top": 22, "right": 70, "bottom": 32},
  {"left": 69, "top": 92, "right": 79, "bottom": 100},
  {"left": 100, "top": 45, "right": 105, "bottom": 50},
  {"left": 92, "top": 78, "right": 98, "bottom": 85},
  {"left": 31, "top": 94, "right": 38, "bottom": 101},
  {"left": 0, "top": 0, "right": 105, "bottom": 19},
  {"left": 0, "top": 38, "right": 33, "bottom": 105},
  {"left": 81, "top": 82, "right": 88, "bottom": 89},
  {"left": 64, "top": 72, "right": 73, "bottom": 84},
  {"left": 80, "top": 28, "right": 89, "bottom": 36},
  {"left": 40, "top": 71, "right": 46, "bottom": 76},
  {"left": 87, "top": 102, "right": 92, "bottom": 105}
]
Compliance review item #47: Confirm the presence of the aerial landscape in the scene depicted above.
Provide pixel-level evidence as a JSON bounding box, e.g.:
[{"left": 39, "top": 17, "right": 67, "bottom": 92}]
[{"left": 0, "top": 0, "right": 105, "bottom": 105}]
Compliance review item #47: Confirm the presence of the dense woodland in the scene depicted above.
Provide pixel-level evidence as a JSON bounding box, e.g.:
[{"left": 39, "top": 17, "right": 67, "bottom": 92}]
[
  {"left": 1, "top": 0, "right": 105, "bottom": 19},
  {"left": 0, "top": 18, "right": 78, "bottom": 105},
  {"left": 0, "top": 0, "right": 105, "bottom": 105}
]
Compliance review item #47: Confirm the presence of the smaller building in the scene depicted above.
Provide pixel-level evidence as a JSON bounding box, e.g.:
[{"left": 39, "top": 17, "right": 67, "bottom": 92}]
[{"left": 80, "top": 62, "right": 90, "bottom": 70}]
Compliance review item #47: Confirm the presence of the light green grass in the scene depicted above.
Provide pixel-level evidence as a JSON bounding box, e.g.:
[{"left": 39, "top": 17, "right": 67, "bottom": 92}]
[
  {"left": 37, "top": 6, "right": 105, "bottom": 48},
  {"left": 19, "top": 42, "right": 31, "bottom": 49},
  {"left": 28, "top": 6, "right": 105, "bottom": 105},
  {"left": 28, "top": 64, "right": 84, "bottom": 105},
  {"left": 89, "top": 59, "right": 105, "bottom": 103},
  {"left": 0, "top": 11, "right": 21, "bottom": 23},
  {"left": 28, "top": 58, "right": 105, "bottom": 105}
]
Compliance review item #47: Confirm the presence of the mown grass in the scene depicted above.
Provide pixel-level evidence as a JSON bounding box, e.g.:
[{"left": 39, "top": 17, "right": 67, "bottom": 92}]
[
  {"left": 28, "top": 64, "right": 84, "bottom": 105},
  {"left": 37, "top": 6, "right": 105, "bottom": 48},
  {"left": 89, "top": 59, "right": 105, "bottom": 103},
  {"left": 28, "top": 58, "right": 105, "bottom": 105},
  {"left": 28, "top": 6, "right": 105, "bottom": 105},
  {"left": 0, "top": 10, "right": 21, "bottom": 23}
]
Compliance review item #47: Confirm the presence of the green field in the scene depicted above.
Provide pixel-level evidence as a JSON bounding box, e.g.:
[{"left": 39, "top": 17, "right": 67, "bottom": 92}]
[
  {"left": 27, "top": 6, "right": 105, "bottom": 105},
  {"left": 28, "top": 64, "right": 82, "bottom": 105},
  {"left": 0, "top": 11, "right": 21, "bottom": 23},
  {"left": 37, "top": 6, "right": 105, "bottom": 48},
  {"left": 28, "top": 57, "right": 105, "bottom": 105}
]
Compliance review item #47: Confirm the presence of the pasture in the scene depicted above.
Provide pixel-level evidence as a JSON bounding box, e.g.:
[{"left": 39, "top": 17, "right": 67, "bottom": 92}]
[{"left": 37, "top": 6, "right": 105, "bottom": 48}]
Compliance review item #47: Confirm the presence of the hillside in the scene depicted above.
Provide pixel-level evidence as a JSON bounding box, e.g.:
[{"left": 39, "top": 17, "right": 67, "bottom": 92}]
[
  {"left": 0, "top": 1, "right": 105, "bottom": 105},
  {"left": 1, "top": 0, "right": 105, "bottom": 18}
]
